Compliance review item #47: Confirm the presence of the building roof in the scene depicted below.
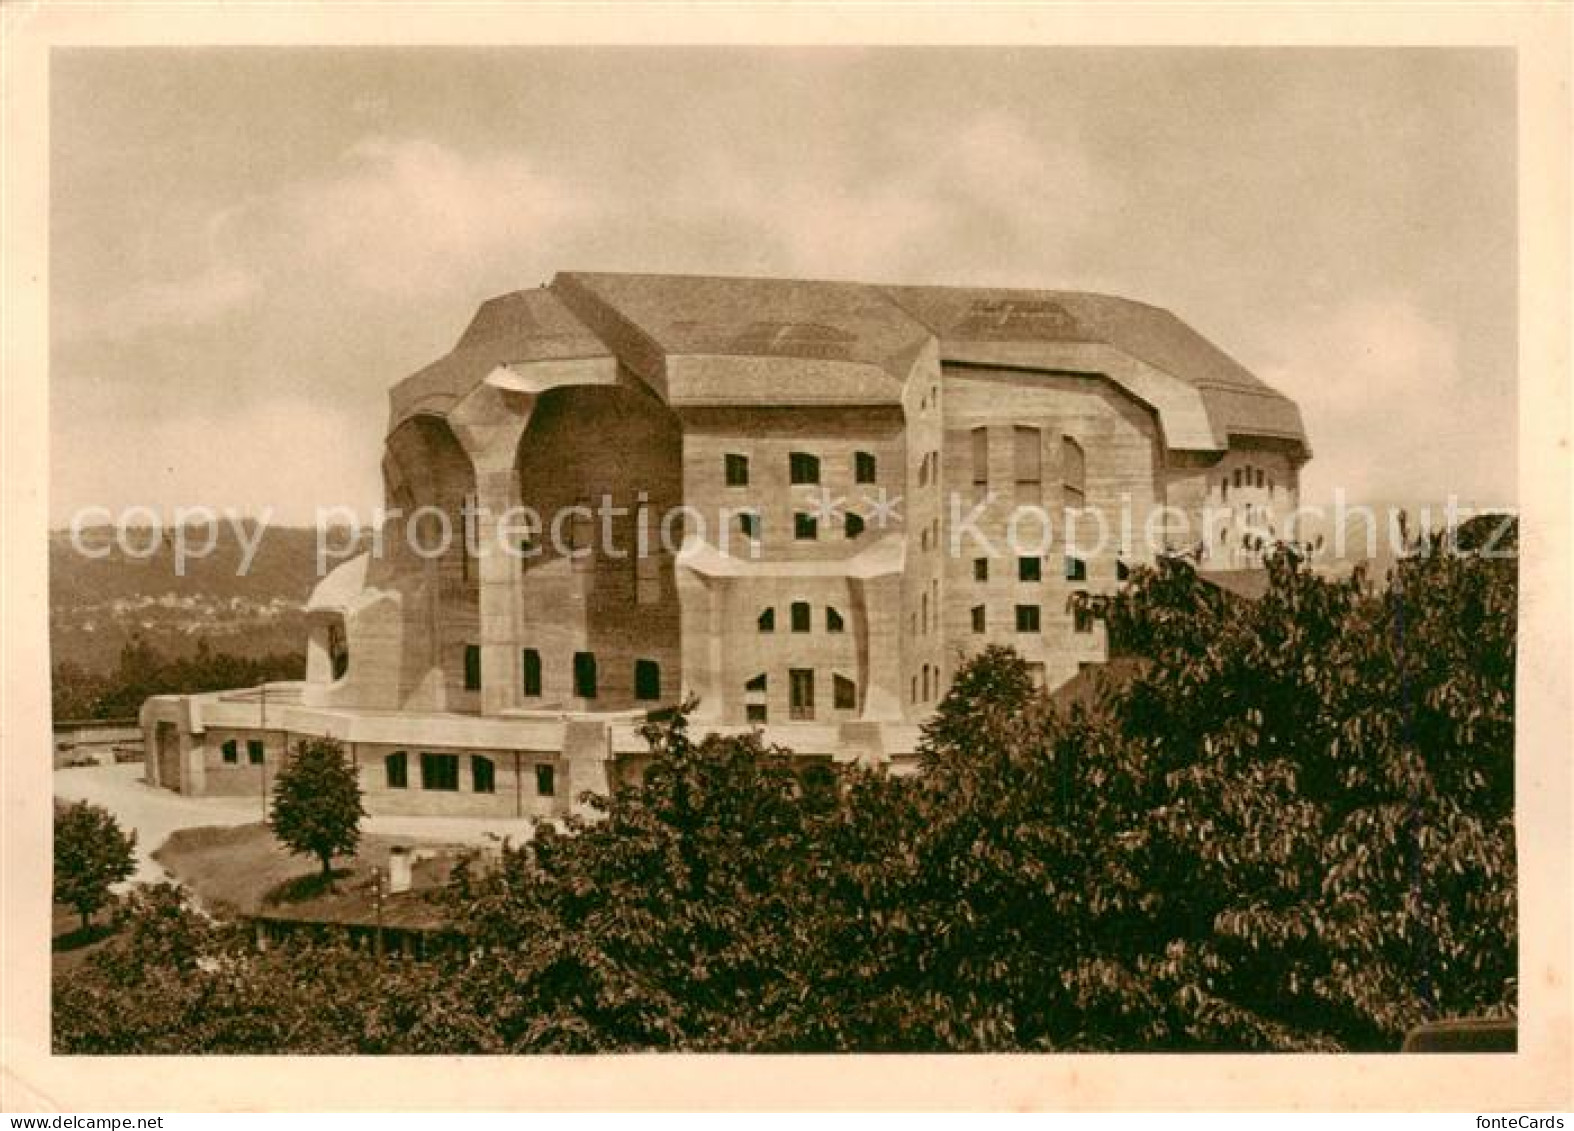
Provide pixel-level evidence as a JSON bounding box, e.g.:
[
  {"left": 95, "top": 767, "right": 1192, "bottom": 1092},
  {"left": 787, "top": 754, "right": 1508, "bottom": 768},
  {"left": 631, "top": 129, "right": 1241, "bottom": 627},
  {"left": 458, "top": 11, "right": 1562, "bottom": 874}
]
[
  {"left": 883, "top": 285, "right": 1307, "bottom": 453},
  {"left": 387, "top": 271, "right": 1307, "bottom": 455}
]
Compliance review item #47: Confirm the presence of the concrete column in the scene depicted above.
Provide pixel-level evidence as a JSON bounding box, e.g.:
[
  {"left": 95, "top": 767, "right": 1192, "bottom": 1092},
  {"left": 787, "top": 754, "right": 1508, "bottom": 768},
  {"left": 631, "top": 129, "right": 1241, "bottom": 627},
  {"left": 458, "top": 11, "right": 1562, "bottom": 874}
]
[
  {"left": 853, "top": 571, "right": 906, "bottom": 721},
  {"left": 448, "top": 381, "right": 534, "bottom": 716}
]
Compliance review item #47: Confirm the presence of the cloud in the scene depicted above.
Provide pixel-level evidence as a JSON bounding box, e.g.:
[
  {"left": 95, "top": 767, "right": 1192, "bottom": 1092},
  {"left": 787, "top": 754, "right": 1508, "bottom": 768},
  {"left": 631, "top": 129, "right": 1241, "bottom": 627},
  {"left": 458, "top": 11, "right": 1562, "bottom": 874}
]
[
  {"left": 56, "top": 262, "right": 260, "bottom": 344},
  {"left": 1263, "top": 294, "right": 1511, "bottom": 506}
]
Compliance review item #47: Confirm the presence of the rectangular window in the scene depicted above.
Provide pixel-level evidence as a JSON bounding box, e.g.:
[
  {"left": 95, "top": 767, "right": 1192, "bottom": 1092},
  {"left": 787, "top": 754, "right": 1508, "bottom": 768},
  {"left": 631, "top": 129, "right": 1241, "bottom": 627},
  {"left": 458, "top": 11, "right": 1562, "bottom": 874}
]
[
  {"left": 535, "top": 763, "right": 555, "bottom": 797},
  {"left": 725, "top": 453, "right": 750, "bottom": 487},
  {"left": 246, "top": 739, "right": 265, "bottom": 765},
  {"left": 1062, "top": 437, "right": 1086, "bottom": 510},
  {"left": 746, "top": 702, "right": 768, "bottom": 724},
  {"left": 971, "top": 427, "right": 989, "bottom": 484},
  {"left": 791, "top": 601, "right": 811, "bottom": 633},
  {"left": 522, "top": 648, "right": 542, "bottom": 697},
  {"left": 1018, "top": 556, "right": 1042, "bottom": 582},
  {"left": 973, "top": 557, "right": 989, "bottom": 582},
  {"left": 464, "top": 645, "right": 482, "bottom": 691},
  {"left": 855, "top": 451, "right": 877, "bottom": 484},
  {"left": 826, "top": 607, "right": 845, "bottom": 633},
  {"left": 1014, "top": 426, "right": 1042, "bottom": 484},
  {"left": 1255, "top": 469, "right": 1265, "bottom": 489},
  {"left": 845, "top": 512, "right": 865, "bottom": 539},
  {"left": 794, "top": 512, "right": 818, "bottom": 540},
  {"left": 971, "top": 605, "right": 986, "bottom": 633},
  {"left": 789, "top": 452, "right": 821, "bottom": 485},
  {"left": 421, "top": 752, "right": 459, "bottom": 791},
  {"left": 574, "top": 652, "right": 597, "bottom": 699},
  {"left": 1065, "top": 555, "right": 1088, "bottom": 582},
  {"left": 472, "top": 755, "right": 496, "bottom": 794},
  {"left": 1074, "top": 605, "right": 1096, "bottom": 634},
  {"left": 221, "top": 739, "right": 238, "bottom": 764},
  {"left": 758, "top": 607, "right": 776, "bottom": 633},
  {"left": 636, "top": 548, "right": 661, "bottom": 606},
  {"left": 789, "top": 668, "right": 815, "bottom": 720},
  {"left": 1015, "top": 604, "right": 1041, "bottom": 633},
  {"left": 1233, "top": 468, "right": 1243, "bottom": 489},
  {"left": 738, "top": 511, "right": 761, "bottom": 541},
  {"left": 634, "top": 659, "right": 661, "bottom": 701},
  {"left": 385, "top": 751, "right": 407, "bottom": 789},
  {"left": 834, "top": 674, "right": 857, "bottom": 710}
]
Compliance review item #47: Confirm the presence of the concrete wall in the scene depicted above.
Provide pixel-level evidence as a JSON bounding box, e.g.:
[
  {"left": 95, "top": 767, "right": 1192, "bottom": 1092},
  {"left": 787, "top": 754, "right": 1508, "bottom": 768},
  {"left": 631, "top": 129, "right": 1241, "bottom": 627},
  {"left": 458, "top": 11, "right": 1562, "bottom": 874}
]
[
  {"left": 513, "top": 382, "right": 684, "bottom": 713},
  {"left": 939, "top": 366, "right": 1162, "bottom": 689}
]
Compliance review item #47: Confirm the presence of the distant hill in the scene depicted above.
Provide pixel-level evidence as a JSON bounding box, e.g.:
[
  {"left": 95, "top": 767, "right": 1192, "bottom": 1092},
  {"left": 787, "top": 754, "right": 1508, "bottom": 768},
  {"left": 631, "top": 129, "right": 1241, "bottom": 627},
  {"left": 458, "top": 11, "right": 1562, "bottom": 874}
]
[{"left": 50, "top": 525, "right": 365, "bottom": 673}]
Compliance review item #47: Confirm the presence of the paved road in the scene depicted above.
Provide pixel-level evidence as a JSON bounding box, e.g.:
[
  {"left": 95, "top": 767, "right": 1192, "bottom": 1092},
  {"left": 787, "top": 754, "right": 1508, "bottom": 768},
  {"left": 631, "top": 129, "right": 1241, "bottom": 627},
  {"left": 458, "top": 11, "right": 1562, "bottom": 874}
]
[{"left": 54, "top": 762, "right": 540, "bottom": 885}]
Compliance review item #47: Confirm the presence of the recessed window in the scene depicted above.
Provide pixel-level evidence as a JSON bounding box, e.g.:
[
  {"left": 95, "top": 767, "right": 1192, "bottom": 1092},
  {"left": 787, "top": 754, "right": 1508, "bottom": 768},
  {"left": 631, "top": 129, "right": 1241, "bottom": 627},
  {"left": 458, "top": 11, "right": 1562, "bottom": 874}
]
[
  {"left": 725, "top": 453, "right": 750, "bottom": 487},
  {"left": 1065, "top": 555, "right": 1087, "bottom": 582},
  {"left": 845, "top": 512, "right": 865, "bottom": 539},
  {"left": 1116, "top": 558, "right": 1131, "bottom": 581},
  {"left": 790, "top": 452, "right": 821, "bottom": 485},
  {"left": 385, "top": 751, "right": 407, "bottom": 789},
  {"left": 758, "top": 607, "right": 775, "bottom": 633},
  {"left": 738, "top": 511, "right": 761, "bottom": 541},
  {"left": 634, "top": 659, "right": 661, "bottom": 702},
  {"left": 834, "top": 674, "right": 857, "bottom": 710},
  {"left": 1018, "top": 556, "right": 1042, "bottom": 582},
  {"left": 327, "top": 621, "right": 349, "bottom": 681},
  {"left": 791, "top": 601, "right": 811, "bottom": 633},
  {"left": 973, "top": 558, "right": 989, "bottom": 582},
  {"left": 789, "top": 668, "right": 815, "bottom": 720},
  {"left": 1221, "top": 480, "right": 1230, "bottom": 502},
  {"left": 971, "top": 605, "right": 986, "bottom": 633},
  {"left": 794, "top": 512, "right": 818, "bottom": 540},
  {"left": 472, "top": 755, "right": 496, "bottom": 794},
  {"left": 636, "top": 544, "right": 661, "bottom": 606},
  {"left": 1015, "top": 604, "right": 1041, "bottom": 633},
  {"left": 464, "top": 645, "right": 482, "bottom": 692},
  {"left": 247, "top": 739, "right": 265, "bottom": 765},
  {"left": 1014, "top": 426, "right": 1042, "bottom": 485},
  {"left": 826, "top": 607, "right": 845, "bottom": 633},
  {"left": 421, "top": 752, "right": 460, "bottom": 792},
  {"left": 746, "top": 703, "right": 768, "bottom": 723},
  {"left": 1233, "top": 468, "right": 1243, "bottom": 489},
  {"left": 573, "top": 651, "right": 597, "bottom": 699},
  {"left": 855, "top": 451, "right": 877, "bottom": 484},
  {"left": 1074, "top": 605, "right": 1096, "bottom": 634},
  {"left": 971, "top": 427, "right": 989, "bottom": 485},
  {"left": 1061, "top": 436, "right": 1086, "bottom": 510},
  {"left": 221, "top": 739, "right": 238, "bottom": 764},
  {"left": 522, "top": 648, "right": 542, "bottom": 697},
  {"left": 535, "top": 763, "right": 555, "bottom": 797},
  {"left": 1256, "top": 469, "right": 1266, "bottom": 489},
  {"left": 745, "top": 672, "right": 767, "bottom": 693}
]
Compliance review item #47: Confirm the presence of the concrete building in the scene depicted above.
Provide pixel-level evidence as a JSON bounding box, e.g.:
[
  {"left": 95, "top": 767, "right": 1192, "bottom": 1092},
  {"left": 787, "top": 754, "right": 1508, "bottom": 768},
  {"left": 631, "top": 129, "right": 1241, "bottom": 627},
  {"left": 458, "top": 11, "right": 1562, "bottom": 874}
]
[{"left": 142, "top": 271, "right": 1308, "bottom": 815}]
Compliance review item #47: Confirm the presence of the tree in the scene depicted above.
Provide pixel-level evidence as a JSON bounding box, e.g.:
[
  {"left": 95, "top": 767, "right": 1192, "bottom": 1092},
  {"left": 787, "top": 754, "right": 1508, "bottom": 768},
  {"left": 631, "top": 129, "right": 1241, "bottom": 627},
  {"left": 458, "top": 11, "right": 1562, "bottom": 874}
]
[
  {"left": 268, "top": 736, "right": 365, "bottom": 882},
  {"left": 54, "top": 800, "right": 137, "bottom": 932}
]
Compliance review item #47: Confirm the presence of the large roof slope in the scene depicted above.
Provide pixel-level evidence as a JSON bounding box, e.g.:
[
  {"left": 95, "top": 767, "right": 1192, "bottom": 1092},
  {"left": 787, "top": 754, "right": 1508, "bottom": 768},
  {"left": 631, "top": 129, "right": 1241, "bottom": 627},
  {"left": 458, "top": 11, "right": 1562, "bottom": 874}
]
[{"left": 388, "top": 272, "right": 1307, "bottom": 455}]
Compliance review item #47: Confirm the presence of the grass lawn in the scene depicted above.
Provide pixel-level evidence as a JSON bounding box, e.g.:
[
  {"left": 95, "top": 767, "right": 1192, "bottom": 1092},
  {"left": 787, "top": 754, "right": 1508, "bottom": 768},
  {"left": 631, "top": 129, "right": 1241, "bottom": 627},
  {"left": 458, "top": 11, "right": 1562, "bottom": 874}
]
[{"left": 153, "top": 823, "right": 465, "bottom": 922}]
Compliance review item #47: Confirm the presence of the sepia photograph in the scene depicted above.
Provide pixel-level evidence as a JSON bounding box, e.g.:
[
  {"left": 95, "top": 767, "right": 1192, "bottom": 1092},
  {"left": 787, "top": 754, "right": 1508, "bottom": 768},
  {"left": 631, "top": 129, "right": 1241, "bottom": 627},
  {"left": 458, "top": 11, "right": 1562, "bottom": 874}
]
[{"left": 3, "top": 4, "right": 1570, "bottom": 1116}]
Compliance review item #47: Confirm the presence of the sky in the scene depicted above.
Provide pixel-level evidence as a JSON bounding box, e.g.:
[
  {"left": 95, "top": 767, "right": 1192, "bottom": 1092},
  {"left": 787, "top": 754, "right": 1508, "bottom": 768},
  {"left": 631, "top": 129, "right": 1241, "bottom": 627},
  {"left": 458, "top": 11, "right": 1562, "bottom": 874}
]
[{"left": 50, "top": 47, "right": 1517, "bottom": 526}]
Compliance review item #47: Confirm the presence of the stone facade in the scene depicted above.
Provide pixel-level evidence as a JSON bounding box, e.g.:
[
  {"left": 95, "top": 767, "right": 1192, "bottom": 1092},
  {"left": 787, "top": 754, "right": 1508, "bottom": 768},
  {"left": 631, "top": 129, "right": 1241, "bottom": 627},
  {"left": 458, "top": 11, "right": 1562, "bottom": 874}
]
[{"left": 142, "top": 272, "right": 1308, "bottom": 815}]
